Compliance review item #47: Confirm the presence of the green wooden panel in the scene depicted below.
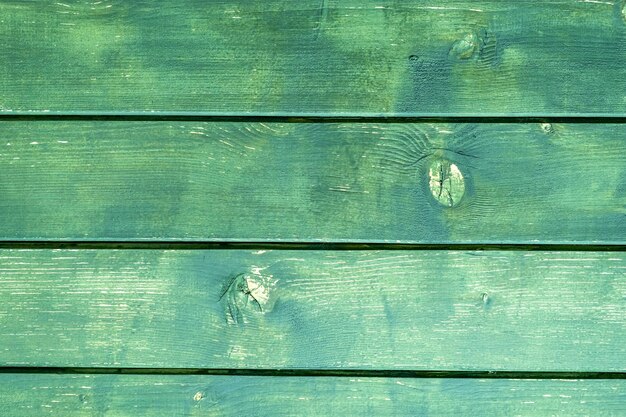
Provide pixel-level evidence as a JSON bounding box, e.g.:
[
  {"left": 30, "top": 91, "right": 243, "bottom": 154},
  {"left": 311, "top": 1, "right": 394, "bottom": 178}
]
[
  {"left": 1, "top": 122, "right": 625, "bottom": 242},
  {"left": 0, "top": 374, "right": 624, "bottom": 416},
  {"left": 1, "top": 1, "right": 626, "bottom": 115},
  {"left": 0, "top": 249, "right": 623, "bottom": 370}
]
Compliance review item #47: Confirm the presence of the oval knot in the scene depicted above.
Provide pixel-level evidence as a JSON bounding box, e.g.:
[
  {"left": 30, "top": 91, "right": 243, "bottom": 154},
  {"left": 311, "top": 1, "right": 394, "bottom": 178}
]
[{"left": 428, "top": 159, "right": 465, "bottom": 207}]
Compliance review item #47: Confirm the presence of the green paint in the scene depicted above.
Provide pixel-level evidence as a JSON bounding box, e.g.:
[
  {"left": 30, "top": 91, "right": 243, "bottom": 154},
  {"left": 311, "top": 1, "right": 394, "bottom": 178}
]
[
  {"left": 0, "top": 249, "right": 623, "bottom": 370},
  {"left": 0, "top": 1, "right": 625, "bottom": 114},
  {"left": 1, "top": 0, "right": 624, "bottom": 411},
  {"left": 0, "top": 122, "right": 624, "bottom": 243},
  {"left": 0, "top": 374, "right": 624, "bottom": 416}
]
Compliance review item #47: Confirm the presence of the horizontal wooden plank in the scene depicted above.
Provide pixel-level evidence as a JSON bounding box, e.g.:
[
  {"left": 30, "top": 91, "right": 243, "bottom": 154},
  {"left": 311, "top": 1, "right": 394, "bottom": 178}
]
[
  {"left": 1, "top": 1, "right": 626, "bottom": 115},
  {"left": 0, "top": 374, "right": 624, "bottom": 416},
  {"left": 1, "top": 121, "right": 624, "bottom": 242},
  {"left": 0, "top": 249, "right": 623, "bottom": 370}
]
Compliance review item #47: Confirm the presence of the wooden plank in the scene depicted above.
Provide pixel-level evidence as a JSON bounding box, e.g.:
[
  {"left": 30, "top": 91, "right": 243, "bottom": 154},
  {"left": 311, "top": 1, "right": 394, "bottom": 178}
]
[
  {"left": 1, "top": 1, "right": 626, "bottom": 115},
  {"left": 0, "top": 374, "right": 624, "bottom": 416},
  {"left": 0, "top": 249, "right": 623, "bottom": 370},
  {"left": 1, "top": 121, "right": 624, "bottom": 243}
]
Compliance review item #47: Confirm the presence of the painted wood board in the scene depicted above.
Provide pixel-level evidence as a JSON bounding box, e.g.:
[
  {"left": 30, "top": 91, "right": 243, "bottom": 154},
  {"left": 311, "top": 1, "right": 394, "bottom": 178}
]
[
  {"left": 1, "top": 1, "right": 626, "bottom": 115},
  {"left": 0, "top": 374, "right": 624, "bottom": 416},
  {"left": 0, "top": 249, "right": 623, "bottom": 370},
  {"left": 1, "top": 121, "right": 625, "bottom": 243}
]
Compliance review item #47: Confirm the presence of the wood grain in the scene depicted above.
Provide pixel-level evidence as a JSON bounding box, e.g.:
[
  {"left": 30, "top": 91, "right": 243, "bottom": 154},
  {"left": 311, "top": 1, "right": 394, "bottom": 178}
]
[
  {"left": 0, "top": 249, "right": 623, "bottom": 370},
  {"left": 0, "top": 374, "right": 624, "bottom": 416},
  {"left": 1, "top": 1, "right": 626, "bottom": 115},
  {"left": 1, "top": 121, "right": 624, "bottom": 243}
]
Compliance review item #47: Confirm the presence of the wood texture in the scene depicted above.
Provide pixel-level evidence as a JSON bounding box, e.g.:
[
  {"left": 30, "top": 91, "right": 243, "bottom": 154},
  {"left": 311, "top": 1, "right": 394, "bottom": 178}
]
[
  {"left": 1, "top": 1, "right": 626, "bottom": 115},
  {"left": 4, "top": 0, "right": 625, "bottom": 411},
  {"left": 0, "top": 249, "right": 623, "bottom": 370},
  {"left": 1, "top": 121, "right": 625, "bottom": 242},
  {"left": 0, "top": 374, "right": 624, "bottom": 416}
]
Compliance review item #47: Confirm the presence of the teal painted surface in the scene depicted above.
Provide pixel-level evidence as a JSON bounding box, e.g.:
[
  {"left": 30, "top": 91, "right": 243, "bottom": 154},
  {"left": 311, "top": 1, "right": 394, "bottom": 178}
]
[
  {"left": 0, "top": 374, "right": 624, "bottom": 416},
  {"left": 0, "top": 0, "right": 624, "bottom": 413},
  {"left": 0, "top": 249, "right": 623, "bottom": 371},
  {"left": 1, "top": 1, "right": 626, "bottom": 114},
  {"left": 0, "top": 122, "right": 624, "bottom": 243}
]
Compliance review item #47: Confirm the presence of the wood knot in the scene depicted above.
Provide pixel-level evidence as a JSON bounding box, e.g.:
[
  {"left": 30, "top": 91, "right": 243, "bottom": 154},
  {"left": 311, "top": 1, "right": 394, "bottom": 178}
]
[
  {"left": 219, "top": 269, "right": 275, "bottom": 324},
  {"left": 480, "top": 292, "right": 491, "bottom": 307},
  {"left": 428, "top": 159, "right": 465, "bottom": 207},
  {"left": 480, "top": 292, "right": 493, "bottom": 311},
  {"left": 449, "top": 29, "right": 498, "bottom": 66},
  {"left": 193, "top": 392, "right": 204, "bottom": 402},
  {"left": 540, "top": 123, "right": 555, "bottom": 135},
  {"left": 449, "top": 33, "right": 478, "bottom": 59},
  {"left": 622, "top": 2, "right": 626, "bottom": 21}
]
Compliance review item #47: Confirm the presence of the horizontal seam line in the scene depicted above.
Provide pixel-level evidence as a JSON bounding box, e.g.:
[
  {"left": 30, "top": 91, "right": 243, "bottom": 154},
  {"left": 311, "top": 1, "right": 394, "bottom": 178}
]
[
  {"left": 3, "top": 114, "right": 626, "bottom": 123},
  {"left": 0, "top": 368, "right": 624, "bottom": 379},
  {"left": 0, "top": 242, "right": 624, "bottom": 251}
]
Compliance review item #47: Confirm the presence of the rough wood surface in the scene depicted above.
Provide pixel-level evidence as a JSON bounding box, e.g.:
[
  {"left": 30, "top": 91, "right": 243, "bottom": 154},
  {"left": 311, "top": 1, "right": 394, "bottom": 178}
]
[
  {"left": 0, "top": 374, "right": 624, "bottom": 416},
  {"left": 2, "top": 1, "right": 626, "bottom": 115},
  {"left": 1, "top": 121, "right": 625, "bottom": 243},
  {"left": 0, "top": 249, "right": 623, "bottom": 370}
]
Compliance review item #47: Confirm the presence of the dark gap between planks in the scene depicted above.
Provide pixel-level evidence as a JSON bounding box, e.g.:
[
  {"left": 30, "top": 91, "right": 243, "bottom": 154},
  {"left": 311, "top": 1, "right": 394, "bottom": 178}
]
[
  {"left": 3, "top": 113, "right": 626, "bottom": 123},
  {"left": 0, "top": 368, "right": 624, "bottom": 379},
  {"left": 0, "top": 242, "right": 625, "bottom": 251}
]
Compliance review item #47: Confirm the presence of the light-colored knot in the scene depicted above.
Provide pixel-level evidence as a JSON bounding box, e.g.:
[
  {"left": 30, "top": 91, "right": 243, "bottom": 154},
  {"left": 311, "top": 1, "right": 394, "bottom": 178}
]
[
  {"left": 219, "top": 268, "right": 275, "bottom": 324},
  {"left": 540, "top": 123, "right": 554, "bottom": 135},
  {"left": 428, "top": 159, "right": 465, "bottom": 207},
  {"left": 449, "top": 33, "right": 478, "bottom": 59}
]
